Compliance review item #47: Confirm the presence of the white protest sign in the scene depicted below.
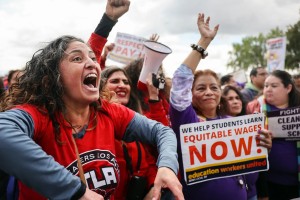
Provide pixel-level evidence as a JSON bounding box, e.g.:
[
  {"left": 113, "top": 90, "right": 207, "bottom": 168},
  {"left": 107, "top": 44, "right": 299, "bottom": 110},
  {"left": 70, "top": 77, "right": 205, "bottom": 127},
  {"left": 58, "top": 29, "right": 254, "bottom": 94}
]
[
  {"left": 230, "top": 69, "right": 247, "bottom": 83},
  {"left": 266, "top": 36, "right": 286, "bottom": 72},
  {"left": 179, "top": 113, "right": 268, "bottom": 185},
  {"left": 267, "top": 106, "right": 300, "bottom": 139},
  {"left": 107, "top": 32, "right": 147, "bottom": 64}
]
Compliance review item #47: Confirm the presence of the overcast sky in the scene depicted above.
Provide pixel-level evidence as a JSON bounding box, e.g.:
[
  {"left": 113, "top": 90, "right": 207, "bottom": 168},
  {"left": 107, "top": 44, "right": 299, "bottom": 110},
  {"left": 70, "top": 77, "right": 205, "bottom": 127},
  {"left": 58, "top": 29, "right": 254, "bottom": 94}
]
[{"left": 0, "top": 0, "right": 299, "bottom": 77}]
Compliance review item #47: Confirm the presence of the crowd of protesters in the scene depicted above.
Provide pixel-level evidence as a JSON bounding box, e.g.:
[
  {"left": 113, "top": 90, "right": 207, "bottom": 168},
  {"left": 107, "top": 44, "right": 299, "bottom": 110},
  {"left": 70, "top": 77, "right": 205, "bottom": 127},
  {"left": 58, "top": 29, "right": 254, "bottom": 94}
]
[{"left": 1, "top": 0, "right": 300, "bottom": 200}]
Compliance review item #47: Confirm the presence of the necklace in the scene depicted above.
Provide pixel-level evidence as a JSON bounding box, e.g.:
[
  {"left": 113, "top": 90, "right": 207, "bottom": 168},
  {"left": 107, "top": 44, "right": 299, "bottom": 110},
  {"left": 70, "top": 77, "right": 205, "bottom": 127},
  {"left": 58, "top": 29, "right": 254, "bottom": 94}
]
[
  {"left": 64, "top": 119, "right": 87, "bottom": 139},
  {"left": 63, "top": 109, "right": 90, "bottom": 137},
  {"left": 73, "top": 125, "right": 88, "bottom": 139},
  {"left": 64, "top": 107, "right": 97, "bottom": 138}
]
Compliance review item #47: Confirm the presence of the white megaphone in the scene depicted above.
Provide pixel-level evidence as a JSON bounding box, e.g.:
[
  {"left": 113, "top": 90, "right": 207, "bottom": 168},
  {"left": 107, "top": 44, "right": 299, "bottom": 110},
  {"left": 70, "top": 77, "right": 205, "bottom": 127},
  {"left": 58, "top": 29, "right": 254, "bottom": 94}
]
[{"left": 137, "top": 40, "right": 172, "bottom": 91}]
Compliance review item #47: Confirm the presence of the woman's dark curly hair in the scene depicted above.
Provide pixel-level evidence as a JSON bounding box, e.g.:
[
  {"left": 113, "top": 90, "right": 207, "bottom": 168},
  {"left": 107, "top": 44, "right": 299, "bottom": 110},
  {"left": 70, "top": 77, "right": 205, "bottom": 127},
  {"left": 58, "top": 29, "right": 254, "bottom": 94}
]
[{"left": 0, "top": 35, "right": 100, "bottom": 143}]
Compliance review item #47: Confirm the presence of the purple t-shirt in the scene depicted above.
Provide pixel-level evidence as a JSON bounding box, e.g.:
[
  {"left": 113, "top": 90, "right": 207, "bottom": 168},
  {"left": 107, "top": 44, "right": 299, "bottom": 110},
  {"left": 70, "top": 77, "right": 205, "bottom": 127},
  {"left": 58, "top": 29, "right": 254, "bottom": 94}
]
[
  {"left": 245, "top": 173, "right": 259, "bottom": 198},
  {"left": 267, "top": 104, "right": 297, "bottom": 185},
  {"left": 267, "top": 139, "right": 297, "bottom": 185},
  {"left": 169, "top": 104, "right": 248, "bottom": 200}
]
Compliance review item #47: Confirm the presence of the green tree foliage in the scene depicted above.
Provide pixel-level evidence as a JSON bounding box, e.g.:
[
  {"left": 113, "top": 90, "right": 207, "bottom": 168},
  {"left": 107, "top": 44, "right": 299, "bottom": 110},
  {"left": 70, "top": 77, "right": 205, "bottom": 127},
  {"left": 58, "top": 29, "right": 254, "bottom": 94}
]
[
  {"left": 285, "top": 20, "right": 300, "bottom": 69},
  {"left": 227, "top": 34, "right": 266, "bottom": 71},
  {"left": 226, "top": 23, "right": 300, "bottom": 71}
]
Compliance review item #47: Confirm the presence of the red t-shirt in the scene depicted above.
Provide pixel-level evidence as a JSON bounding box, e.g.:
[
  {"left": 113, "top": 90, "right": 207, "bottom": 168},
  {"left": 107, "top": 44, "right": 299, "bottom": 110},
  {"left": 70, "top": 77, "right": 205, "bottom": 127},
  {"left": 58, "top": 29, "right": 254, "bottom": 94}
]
[{"left": 16, "top": 100, "right": 134, "bottom": 200}]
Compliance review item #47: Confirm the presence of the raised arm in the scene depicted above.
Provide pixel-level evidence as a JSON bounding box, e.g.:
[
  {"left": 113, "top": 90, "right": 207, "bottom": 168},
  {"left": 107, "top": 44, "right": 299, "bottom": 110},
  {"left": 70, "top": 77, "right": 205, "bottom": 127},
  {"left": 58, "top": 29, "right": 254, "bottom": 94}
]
[
  {"left": 94, "top": 0, "right": 130, "bottom": 38},
  {"left": 106, "top": 0, "right": 130, "bottom": 21},
  {"left": 88, "top": 0, "right": 130, "bottom": 66},
  {"left": 169, "top": 13, "right": 219, "bottom": 114},
  {"left": 183, "top": 13, "right": 219, "bottom": 73}
]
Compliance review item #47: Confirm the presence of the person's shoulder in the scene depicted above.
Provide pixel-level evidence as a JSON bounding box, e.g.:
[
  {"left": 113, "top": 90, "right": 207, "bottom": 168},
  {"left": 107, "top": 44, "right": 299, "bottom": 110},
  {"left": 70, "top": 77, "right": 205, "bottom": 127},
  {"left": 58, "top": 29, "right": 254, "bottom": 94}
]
[
  {"left": 101, "top": 99, "right": 125, "bottom": 110},
  {"left": 222, "top": 115, "right": 233, "bottom": 119},
  {"left": 241, "top": 87, "right": 251, "bottom": 94},
  {"left": 11, "top": 104, "right": 50, "bottom": 130},
  {"left": 14, "top": 104, "right": 46, "bottom": 115},
  {"left": 100, "top": 99, "right": 135, "bottom": 116}
]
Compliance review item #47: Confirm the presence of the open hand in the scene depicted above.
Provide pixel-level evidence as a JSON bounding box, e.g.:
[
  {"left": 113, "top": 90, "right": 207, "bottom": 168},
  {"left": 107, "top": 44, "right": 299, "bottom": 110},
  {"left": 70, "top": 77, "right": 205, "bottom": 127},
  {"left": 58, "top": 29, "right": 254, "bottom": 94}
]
[
  {"left": 197, "top": 13, "right": 219, "bottom": 42},
  {"left": 256, "top": 129, "right": 272, "bottom": 152},
  {"left": 151, "top": 167, "right": 184, "bottom": 200}
]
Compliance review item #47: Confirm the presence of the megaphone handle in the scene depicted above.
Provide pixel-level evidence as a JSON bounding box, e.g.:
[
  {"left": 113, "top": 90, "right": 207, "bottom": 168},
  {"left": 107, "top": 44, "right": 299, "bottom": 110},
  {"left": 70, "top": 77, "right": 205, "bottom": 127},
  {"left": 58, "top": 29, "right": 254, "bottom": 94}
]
[{"left": 152, "top": 73, "right": 160, "bottom": 88}]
